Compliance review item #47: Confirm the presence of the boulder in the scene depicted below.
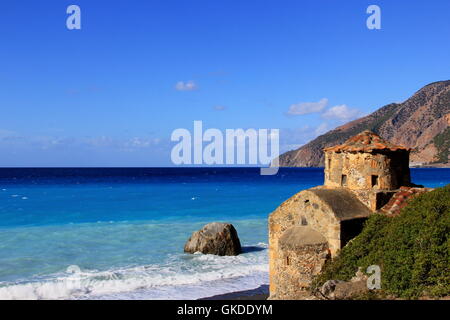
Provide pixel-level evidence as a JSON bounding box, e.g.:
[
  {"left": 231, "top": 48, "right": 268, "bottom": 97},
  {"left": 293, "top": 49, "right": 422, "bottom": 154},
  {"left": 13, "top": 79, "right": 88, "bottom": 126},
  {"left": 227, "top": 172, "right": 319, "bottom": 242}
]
[
  {"left": 184, "top": 222, "right": 242, "bottom": 256},
  {"left": 318, "top": 279, "right": 368, "bottom": 299},
  {"left": 333, "top": 279, "right": 368, "bottom": 299},
  {"left": 317, "top": 270, "right": 369, "bottom": 300},
  {"left": 318, "top": 280, "right": 345, "bottom": 298}
]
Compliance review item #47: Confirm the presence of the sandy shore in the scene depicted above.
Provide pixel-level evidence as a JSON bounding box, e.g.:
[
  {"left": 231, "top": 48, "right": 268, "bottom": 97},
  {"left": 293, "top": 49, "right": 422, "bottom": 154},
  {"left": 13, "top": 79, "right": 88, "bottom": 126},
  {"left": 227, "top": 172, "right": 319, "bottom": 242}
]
[{"left": 199, "top": 285, "right": 269, "bottom": 300}]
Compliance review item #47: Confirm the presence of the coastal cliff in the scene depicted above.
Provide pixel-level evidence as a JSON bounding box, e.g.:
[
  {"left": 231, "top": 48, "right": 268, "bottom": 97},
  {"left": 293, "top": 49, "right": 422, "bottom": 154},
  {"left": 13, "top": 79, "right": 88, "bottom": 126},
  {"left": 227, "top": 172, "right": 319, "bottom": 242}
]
[{"left": 278, "top": 80, "right": 450, "bottom": 167}]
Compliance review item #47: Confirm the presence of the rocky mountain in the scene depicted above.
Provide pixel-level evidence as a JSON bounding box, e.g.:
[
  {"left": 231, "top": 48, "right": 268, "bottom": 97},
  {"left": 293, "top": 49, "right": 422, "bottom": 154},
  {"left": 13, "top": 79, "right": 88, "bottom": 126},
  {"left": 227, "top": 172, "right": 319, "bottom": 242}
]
[{"left": 278, "top": 80, "right": 450, "bottom": 167}]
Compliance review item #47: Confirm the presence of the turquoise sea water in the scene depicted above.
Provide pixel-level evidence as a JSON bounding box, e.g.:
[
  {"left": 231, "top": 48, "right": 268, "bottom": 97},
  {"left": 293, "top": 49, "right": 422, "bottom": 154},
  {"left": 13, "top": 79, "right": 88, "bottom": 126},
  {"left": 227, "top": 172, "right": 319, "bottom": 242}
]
[{"left": 0, "top": 168, "right": 448, "bottom": 299}]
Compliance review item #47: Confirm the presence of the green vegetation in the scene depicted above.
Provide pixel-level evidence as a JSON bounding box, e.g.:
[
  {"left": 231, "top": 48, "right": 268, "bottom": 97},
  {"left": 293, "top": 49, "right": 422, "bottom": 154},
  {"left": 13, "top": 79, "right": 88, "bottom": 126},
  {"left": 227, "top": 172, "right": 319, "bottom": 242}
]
[
  {"left": 433, "top": 127, "right": 450, "bottom": 163},
  {"left": 312, "top": 185, "right": 450, "bottom": 299}
]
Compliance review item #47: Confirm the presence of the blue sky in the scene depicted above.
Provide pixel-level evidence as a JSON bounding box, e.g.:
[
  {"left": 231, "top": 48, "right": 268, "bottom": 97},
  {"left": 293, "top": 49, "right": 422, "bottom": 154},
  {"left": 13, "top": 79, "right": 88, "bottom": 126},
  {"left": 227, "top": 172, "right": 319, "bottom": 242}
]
[{"left": 0, "top": 0, "right": 449, "bottom": 166}]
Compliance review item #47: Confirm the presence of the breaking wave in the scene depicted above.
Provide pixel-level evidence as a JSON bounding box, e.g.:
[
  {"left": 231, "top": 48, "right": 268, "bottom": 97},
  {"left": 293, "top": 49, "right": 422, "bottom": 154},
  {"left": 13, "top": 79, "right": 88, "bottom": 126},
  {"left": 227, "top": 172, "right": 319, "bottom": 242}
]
[{"left": 0, "top": 243, "right": 269, "bottom": 300}]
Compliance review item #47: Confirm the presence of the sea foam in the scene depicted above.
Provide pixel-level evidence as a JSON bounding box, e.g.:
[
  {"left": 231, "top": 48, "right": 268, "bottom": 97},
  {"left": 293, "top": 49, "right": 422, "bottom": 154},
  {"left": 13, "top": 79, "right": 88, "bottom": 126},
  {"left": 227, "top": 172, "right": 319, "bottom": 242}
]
[{"left": 0, "top": 244, "right": 269, "bottom": 300}]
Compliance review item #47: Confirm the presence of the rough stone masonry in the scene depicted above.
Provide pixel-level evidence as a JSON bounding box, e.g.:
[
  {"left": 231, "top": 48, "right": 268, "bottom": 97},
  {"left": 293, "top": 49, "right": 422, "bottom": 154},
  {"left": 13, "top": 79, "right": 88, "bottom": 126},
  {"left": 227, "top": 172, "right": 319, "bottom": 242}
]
[{"left": 268, "top": 130, "right": 429, "bottom": 299}]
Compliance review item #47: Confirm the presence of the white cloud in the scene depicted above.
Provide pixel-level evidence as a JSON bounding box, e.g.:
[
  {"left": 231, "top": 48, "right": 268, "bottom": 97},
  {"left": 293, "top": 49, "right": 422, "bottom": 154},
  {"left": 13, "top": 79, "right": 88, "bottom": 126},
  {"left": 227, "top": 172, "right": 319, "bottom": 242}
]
[
  {"left": 279, "top": 126, "right": 317, "bottom": 152},
  {"left": 278, "top": 121, "right": 338, "bottom": 152},
  {"left": 286, "top": 98, "right": 328, "bottom": 116},
  {"left": 175, "top": 80, "right": 198, "bottom": 91},
  {"left": 123, "top": 137, "right": 161, "bottom": 149},
  {"left": 0, "top": 129, "right": 16, "bottom": 138},
  {"left": 84, "top": 136, "right": 115, "bottom": 148},
  {"left": 321, "top": 104, "right": 362, "bottom": 121},
  {"left": 0, "top": 132, "right": 163, "bottom": 152},
  {"left": 213, "top": 105, "right": 226, "bottom": 111}
]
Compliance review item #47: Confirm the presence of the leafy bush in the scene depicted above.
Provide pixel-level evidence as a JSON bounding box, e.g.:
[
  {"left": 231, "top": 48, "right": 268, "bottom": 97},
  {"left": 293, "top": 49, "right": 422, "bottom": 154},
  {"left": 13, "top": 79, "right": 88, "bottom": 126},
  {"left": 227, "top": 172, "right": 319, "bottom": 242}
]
[{"left": 312, "top": 184, "right": 450, "bottom": 299}]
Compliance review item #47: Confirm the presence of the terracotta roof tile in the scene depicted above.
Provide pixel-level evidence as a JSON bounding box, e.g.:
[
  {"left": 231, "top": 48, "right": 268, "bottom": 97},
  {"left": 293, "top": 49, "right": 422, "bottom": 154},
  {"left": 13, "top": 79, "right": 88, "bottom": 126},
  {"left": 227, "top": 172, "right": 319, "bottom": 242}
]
[
  {"left": 380, "top": 187, "right": 431, "bottom": 216},
  {"left": 324, "top": 130, "right": 410, "bottom": 153}
]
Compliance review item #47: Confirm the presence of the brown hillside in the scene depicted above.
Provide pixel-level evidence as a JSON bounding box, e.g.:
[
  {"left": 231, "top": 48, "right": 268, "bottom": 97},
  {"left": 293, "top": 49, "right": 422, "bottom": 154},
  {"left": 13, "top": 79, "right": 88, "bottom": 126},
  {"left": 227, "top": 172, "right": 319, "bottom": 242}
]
[{"left": 278, "top": 80, "right": 450, "bottom": 167}]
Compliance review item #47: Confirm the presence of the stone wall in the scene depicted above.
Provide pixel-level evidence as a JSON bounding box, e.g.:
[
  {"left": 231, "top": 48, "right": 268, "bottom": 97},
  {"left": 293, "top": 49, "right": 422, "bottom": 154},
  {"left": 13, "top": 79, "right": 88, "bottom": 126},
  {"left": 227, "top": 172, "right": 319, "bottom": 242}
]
[
  {"left": 268, "top": 187, "right": 373, "bottom": 298},
  {"left": 269, "top": 131, "right": 414, "bottom": 300},
  {"left": 324, "top": 151, "right": 410, "bottom": 191},
  {"left": 351, "top": 189, "right": 397, "bottom": 211},
  {"left": 269, "top": 190, "right": 334, "bottom": 297},
  {"left": 269, "top": 226, "right": 329, "bottom": 300}
]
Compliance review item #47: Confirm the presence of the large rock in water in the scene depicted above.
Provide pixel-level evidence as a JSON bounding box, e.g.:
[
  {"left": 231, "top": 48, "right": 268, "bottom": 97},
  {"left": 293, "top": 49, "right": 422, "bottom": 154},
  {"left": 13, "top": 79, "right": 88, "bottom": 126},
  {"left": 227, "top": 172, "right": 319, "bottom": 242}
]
[{"left": 184, "top": 222, "right": 242, "bottom": 256}]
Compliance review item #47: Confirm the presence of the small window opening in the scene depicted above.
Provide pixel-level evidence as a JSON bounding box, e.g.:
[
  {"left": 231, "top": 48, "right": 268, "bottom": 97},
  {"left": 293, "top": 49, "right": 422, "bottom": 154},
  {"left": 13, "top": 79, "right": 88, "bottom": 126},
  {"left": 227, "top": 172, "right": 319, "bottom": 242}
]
[
  {"left": 341, "top": 174, "right": 347, "bottom": 187},
  {"left": 371, "top": 175, "right": 378, "bottom": 188},
  {"left": 286, "top": 256, "right": 290, "bottom": 266},
  {"left": 328, "top": 158, "right": 331, "bottom": 169},
  {"left": 301, "top": 216, "right": 308, "bottom": 226}
]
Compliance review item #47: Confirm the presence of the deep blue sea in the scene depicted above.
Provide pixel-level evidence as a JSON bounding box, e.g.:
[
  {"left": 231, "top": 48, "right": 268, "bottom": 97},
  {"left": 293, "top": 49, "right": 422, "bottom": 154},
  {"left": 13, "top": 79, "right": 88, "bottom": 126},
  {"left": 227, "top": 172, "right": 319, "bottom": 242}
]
[{"left": 0, "top": 167, "right": 448, "bottom": 299}]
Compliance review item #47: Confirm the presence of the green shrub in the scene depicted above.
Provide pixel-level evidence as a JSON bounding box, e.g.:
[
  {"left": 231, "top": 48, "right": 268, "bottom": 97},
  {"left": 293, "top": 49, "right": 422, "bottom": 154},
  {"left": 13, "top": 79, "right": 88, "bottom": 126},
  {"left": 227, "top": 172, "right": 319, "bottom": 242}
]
[{"left": 312, "top": 184, "right": 450, "bottom": 299}]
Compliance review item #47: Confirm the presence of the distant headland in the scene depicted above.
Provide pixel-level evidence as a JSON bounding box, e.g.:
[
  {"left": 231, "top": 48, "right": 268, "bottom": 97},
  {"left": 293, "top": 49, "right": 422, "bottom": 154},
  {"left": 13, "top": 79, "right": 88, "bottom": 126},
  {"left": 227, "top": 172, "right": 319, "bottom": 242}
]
[{"left": 278, "top": 80, "right": 450, "bottom": 168}]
